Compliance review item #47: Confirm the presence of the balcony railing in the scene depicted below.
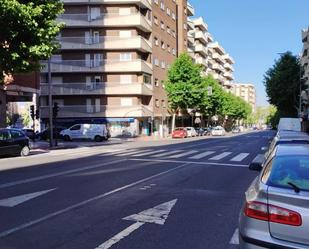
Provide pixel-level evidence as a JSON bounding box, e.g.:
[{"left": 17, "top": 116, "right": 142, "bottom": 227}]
[
  {"left": 195, "top": 31, "right": 207, "bottom": 43},
  {"left": 61, "top": 0, "right": 152, "bottom": 10},
  {"left": 40, "top": 59, "right": 153, "bottom": 74},
  {"left": 40, "top": 82, "right": 153, "bottom": 96},
  {"left": 58, "top": 12, "right": 152, "bottom": 32},
  {"left": 40, "top": 104, "right": 153, "bottom": 118},
  {"left": 58, "top": 36, "right": 152, "bottom": 53},
  {"left": 194, "top": 44, "right": 207, "bottom": 56}
]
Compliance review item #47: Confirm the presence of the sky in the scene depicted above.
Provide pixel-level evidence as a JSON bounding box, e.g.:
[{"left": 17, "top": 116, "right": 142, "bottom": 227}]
[{"left": 189, "top": 0, "right": 309, "bottom": 107}]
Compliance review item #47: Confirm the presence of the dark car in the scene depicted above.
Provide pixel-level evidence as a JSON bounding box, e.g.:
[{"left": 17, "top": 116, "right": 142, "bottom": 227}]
[
  {"left": 22, "top": 129, "right": 35, "bottom": 140},
  {"left": 0, "top": 128, "right": 30, "bottom": 157},
  {"left": 37, "top": 126, "right": 66, "bottom": 140}
]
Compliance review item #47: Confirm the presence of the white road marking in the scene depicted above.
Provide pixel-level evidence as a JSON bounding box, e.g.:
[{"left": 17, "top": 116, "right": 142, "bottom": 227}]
[
  {"left": 229, "top": 228, "right": 239, "bottom": 245},
  {"left": 230, "top": 153, "right": 249, "bottom": 162},
  {"left": 209, "top": 152, "right": 232, "bottom": 160},
  {"left": 95, "top": 199, "right": 177, "bottom": 249},
  {"left": 132, "top": 150, "right": 166, "bottom": 157},
  {"left": 0, "top": 189, "right": 56, "bottom": 207},
  {"left": 0, "top": 164, "right": 187, "bottom": 239},
  {"left": 151, "top": 150, "right": 183, "bottom": 158},
  {"left": 0, "top": 159, "right": 126, "bottom": 190},
  {"left": 189, "top": 151, "right": 215, "bottom": 159},
  {"left": 95, "top": 222, "right": 145, "bottom": 249},
  {"left": 130, "top": 158, "right": 248, "bottom": 168},
  {"left": 115, "top": 150, "right": 145, "bottom": 156},
  {"left": 168, "top": 150, "right": 198, "bottom": 159}
]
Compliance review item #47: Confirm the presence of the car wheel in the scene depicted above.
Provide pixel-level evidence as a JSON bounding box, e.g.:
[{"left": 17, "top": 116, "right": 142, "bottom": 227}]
[
  {"left": 20, "top": 146, "right": 30, "bottom": 157},
  {"left": 95, "top": 135, "right": 103, "bottom": 142},
  {"left": 64, "top": 135, "right": 71, "bottom": 141}
]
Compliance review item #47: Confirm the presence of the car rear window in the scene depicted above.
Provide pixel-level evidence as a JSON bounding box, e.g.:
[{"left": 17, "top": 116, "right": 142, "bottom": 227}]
[
  {"left": 0, "top": 130, "right": 10, "bottom": 141},
  {"left": 267, "top": 156, "right": 309, "bottom": 191}
]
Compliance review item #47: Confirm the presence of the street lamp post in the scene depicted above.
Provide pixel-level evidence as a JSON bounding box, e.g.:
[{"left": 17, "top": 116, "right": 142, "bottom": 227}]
[{"left": 48, "top": 58, "right": 54, "bottom": 148}]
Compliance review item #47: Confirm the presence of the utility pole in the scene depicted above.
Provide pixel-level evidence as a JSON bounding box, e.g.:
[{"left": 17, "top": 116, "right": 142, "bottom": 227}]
[{"left": 48, "top": 58, "right": 54, "bottom": 148}]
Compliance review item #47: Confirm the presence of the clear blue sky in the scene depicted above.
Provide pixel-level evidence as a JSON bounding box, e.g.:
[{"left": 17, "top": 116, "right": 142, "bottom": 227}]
[{"left": 189, "top": 0, "right": 309, "bottom": 107}]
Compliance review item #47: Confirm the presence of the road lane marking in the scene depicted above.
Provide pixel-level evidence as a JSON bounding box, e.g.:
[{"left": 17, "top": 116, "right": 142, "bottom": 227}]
[
  {"left": 168, "top": 150, "right": 197, "bottom": 158},
  {"left": 189, "top": 151, "right": 215, "bottom": 159},
  {"left": 151, "top": 150, "right": 183, "bottom": 158},
  {"left": 0, "top": 159, "right": 126, "bottom": 190},
  {"left": 209, "top": 152, "right": 232, "bottom": 160},
  {"left": 0, "top": 189, "right": 56, "bottom": 207},
  {"left": 229, "top": 228, "right": 239, "bottom": 245},
  {"left": 0, "top": 164, "right": 187, "bottom": 238},
  {"left": 129, "top": 158, "right": 248, "bottom": 168},
  {"left": 116, "top": 150, "right": 152, "bottom": 157},
  {"left": 132, "top": 150, "right": 166, "bottom": 157},
  {"left": 230, "top": 153, "right": 249, "bottom": 162},
  {"left": 95, "top": 199, "right": 177, "bottom": 249}
]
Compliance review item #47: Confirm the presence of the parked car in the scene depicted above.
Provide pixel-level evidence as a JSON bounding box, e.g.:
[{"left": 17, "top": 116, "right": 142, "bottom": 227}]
[
  {"left": 211, "top": 126, "right": 226, "bottom": 136},
  {"left": 37, "top": 126, "right": 66, "bottom": 140},
  {"left": 195, "top": 127, "right": 206, "bottom": 136},
  {"left": 0, "top": 128, "right": 30, "bottom": 157},
  {"left": 278, "top": 117, "right": 301, "bottom": 132},
  {"left": 60, "top": 124, "right": 109, "bottom": 142},
  {"left": 232, "top": 127, "right": 241, "bottom": 133},
  {"left": 185, "top": 127, "right": 197, "bottom": 137},
  {"left": 172, "top": 127, "right": 187, "bottom": 138},
  {"left": 22, "top": 128, "right": 35, "bottom": 140},
  {"left": 239, "top": 144, "right": 309, "bottom": 249}
]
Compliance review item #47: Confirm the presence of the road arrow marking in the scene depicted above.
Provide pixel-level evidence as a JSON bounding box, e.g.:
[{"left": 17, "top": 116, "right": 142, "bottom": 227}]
[
  {"left": 229, "top": 228, "right": 239, "bottom": 245},
  {"left": 95, "top": 199, "right": 178, "bottom": 249},
  {"left": 0, "top": 189, "right": 56, "bottom": 207}
]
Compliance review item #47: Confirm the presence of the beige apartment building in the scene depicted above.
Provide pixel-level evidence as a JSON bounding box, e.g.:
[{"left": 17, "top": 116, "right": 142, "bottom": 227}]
[
  {"left": 232, "top": 83, "right": 256, "bottom": 112},
  {"left": 301, "top": 28, "right": 309, "bottom": 119},
  {"left": 40, "top": 0, "right": 191, "bottom": 137},
  {"left": 188, "top": 17, "right": 235, "bottom": 91}
]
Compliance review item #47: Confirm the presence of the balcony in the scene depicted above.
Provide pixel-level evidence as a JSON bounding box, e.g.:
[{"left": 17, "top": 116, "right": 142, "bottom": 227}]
[
  {"left": 195, "top": 31, "right": 207, "bottom": 44},
  {"left": 59, "top": 36, "right": 152, "bottom": 53},
  {"left": 194, "top": 44, "right": 207, "bottom": 57},
  {"left": 195, "top": 57, "right": 207, "bottom": 66},
  {"left": 223, "top": 72, "right": 234, "bottom": 80},
  {"left": 40, "top": 104, "right": 153, "bottom": 118},
  {"left": 40, "top": 82, "right": 153, "bottom": 96},
  {"left": 193, "top": 17, "right": 208, "bottom": 31},
  {"left": 187, "top": 18, "right": 194, "bottom": 30},
  {"left": 212, "top": 74, "right": 225, "bottom": 83},
  {"left": 211, "top": 63, "right": 225, "bottom": 72},
  {"left": 58, "top": 12, "right": 152, "bottom": 32},
  {"left": 209, "top": 42, "right": 225, "bottom": 55},
  {"left": 187, "top": 33, "right": 194, "bottom": 45},
  {"left": 63, "top": 0, "right": 152, "bottom": 9},
  {"left": 223, "top": 54, "right": 235, "bottom": 64},
  {"left": 40, "top": 59, "right": 153, "bottom": 74},
  {"left": 224, "top": 63, "right": 234, "bottom": 71},
  {"left": 212, "top": 53, "right": 225, "bottom": 64},
  {"left": 187, "top": 2, "right": 195, "bottom": 16}
]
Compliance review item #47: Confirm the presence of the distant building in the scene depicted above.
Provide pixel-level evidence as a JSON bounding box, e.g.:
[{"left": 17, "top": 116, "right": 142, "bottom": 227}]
[
  {"left": 301, "top": 27, "right": 309, "bottom": 121},
  {"left": 232, "top": 83, "right": 256, "bottom": 112}
]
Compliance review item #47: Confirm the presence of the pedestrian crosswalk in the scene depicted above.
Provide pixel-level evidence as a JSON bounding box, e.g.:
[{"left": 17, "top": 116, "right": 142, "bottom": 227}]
[{"left": 111, "top": 148, "right": 256, "bottom": 163}]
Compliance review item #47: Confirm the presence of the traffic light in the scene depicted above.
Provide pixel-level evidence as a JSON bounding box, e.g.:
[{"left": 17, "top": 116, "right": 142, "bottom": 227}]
[
  {"left": 35, "top": 109, "right": 40, "bottom": 119},
  {"left": 53, "top": 102, "right": 59, "bottom": 118},
  {"left": 30, "top": 105, "right": 35, "bottom": 120}
]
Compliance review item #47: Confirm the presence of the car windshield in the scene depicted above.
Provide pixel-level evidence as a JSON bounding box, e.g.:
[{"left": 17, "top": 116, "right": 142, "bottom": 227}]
[{"left": 267, "top": 155, "right": 309, "bottom": 191}]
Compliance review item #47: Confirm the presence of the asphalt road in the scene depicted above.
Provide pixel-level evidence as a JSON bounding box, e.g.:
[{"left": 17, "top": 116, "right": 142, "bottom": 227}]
[{"left": 0, "top": 130, "right": 274, "bottom": 249}]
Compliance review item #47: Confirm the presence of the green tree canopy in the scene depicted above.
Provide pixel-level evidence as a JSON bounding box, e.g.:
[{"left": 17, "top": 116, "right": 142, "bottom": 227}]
[
  {"left": 264, "top": 51, "right": 303, "bottom": 117},
  {"left": 0, "top": 0, "right": 63, "bottom": 82}
]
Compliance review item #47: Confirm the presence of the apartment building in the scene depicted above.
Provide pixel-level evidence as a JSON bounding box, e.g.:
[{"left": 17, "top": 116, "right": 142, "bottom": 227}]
[
  {"left": 39, "top": 0, "right": 188, "bottom": 137},
  {"left": 232, "top": 83, "right": 256, "bottom": 112},
  {"left": 188, "top": 17, "right": 235, "bottom": 91},
  {"left": 301, "top": 28, "right": 309, "bottom": 121}
]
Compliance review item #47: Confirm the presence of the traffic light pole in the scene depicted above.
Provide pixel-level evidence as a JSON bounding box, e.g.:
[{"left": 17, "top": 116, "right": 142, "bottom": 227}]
[{"left": 48, "top": 58, "right": 54, "bottom": 148}]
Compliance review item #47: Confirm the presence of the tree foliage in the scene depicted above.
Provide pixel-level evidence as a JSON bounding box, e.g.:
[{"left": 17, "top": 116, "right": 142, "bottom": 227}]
[
  {"left": 264, "top": 52, "right": 302, "bottom": 117},
  {"left": 0, "top": 0, "right": 64, "bottom": 82},
  {"left": 165, "top": 53, "right": 252, "bottom": 126}
]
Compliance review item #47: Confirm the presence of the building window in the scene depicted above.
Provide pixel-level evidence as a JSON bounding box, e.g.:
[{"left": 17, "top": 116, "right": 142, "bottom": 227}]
[
  {"left": 160, "top": 21, "right": 165, "bottom": 30},
  {"left": 154, "top": 78, "right": 159, "bottom": 87},
  {"left": 162, "top": 100, "right": 166, "bottom": 108},
  {"left": 166, "top": 7, "right": 170, "bottom": 16},
  {"left": 154, "top": 58, "right": 159, "bottom": 66},
  {"left": 161, "top": 61, "right": 166, "bottom": 69},
  {"left": 167, "top": 26, "right": 171, "bottom": 34},
  {"left": 160, "top": 1, "right": 164, "bottom": 10},
  {"left": 154, "top": 0, "right": 158, "bottom": 4},
  {"left": 184, "top": 23, "right": 187, "bottom": 30},
  {"left": 155, "top": 99, "right": 160, "bottom": 107},
  {"left": 172, "top": 48, "right": 176, "bottom": 55},
  {"left": 120, "top": 53, "right": 132, "bottom": 61},
  {"left": 154, "top": 16, "right": 159, "bottom": 25},
  {"left": 167, "top": 44, "right": 171, "bottom": 53},
  {"left": 154, "top": 37, "right": 159, "bottom": 46},
  {"left": 172, "top": 12, "right": 176, "bottom": 20},
  {"left": 161, "top": 41, "right": 165, "bottom": 50},
  {"left": 144, "top": 74, "right": 152, "bottom": 84}
]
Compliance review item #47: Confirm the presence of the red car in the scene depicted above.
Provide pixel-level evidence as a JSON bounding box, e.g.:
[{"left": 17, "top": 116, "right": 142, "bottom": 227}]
[{"left": 172, "top": 127, "right": 187, "bottom": 138}]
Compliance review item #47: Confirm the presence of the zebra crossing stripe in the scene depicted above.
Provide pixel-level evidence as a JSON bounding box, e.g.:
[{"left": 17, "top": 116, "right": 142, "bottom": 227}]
[
  {"left": 151, "top": 150, "right": 184, "bottom": 158},
  {"left": 168, "top": 150, "right": 198, "bottom": 159},
  {"left": 189, "top": 151, "right": 215, "bottom": 160},
  {"left": 230, "top": 153, "right": 249, "bottom": 162},
  {"left": 209, "top": 152, "right": 232, "bottom": 160},
  {"left": 117, "top": 150, "right": 151, "bottom": 156},
  {"left": 132, "top": 150, "right": 166, "bottom": 157}
]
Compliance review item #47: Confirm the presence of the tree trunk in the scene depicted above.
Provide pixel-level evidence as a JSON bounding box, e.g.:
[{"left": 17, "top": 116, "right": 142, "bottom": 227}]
[{"left": 0, "top": 88, "right": 6, "bottom": 127}]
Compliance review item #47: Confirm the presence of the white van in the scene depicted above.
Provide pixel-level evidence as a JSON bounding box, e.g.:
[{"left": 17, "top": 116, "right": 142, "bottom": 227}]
[
  {"left": 60, "top": 124, "right": 109, "bottom": 142},
  {"left": 278, "top": 118, "right": 301, "bottom": 132}
]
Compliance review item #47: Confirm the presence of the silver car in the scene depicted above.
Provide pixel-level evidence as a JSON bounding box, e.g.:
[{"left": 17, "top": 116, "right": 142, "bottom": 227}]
[{"left": 239, "top": 144, "right": 309, "bottom": 249}]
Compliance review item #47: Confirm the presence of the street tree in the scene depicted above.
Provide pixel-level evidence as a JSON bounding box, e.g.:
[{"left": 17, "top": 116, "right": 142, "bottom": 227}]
[
  {"left": 0, "top": 0, "right": 63, "bottom": 126},
  {"left": 264, "top": 52, "right": 303, "bottom": 117},
  {"left": 165, "top": 53, "right": 203, "bottom": 130}
]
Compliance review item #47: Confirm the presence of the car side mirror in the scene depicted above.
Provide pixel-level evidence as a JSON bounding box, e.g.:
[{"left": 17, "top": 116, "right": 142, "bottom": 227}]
[{"left": 249, "top": 162, "right": 263, "bottom": 171}]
